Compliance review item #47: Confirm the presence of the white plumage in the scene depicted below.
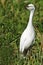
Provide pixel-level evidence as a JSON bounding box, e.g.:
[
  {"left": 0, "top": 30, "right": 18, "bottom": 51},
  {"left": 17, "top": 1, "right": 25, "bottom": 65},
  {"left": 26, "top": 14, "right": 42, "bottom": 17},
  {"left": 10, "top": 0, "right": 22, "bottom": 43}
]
[{"left": 20, "top": 4, "right": 35, "bottom": 53}]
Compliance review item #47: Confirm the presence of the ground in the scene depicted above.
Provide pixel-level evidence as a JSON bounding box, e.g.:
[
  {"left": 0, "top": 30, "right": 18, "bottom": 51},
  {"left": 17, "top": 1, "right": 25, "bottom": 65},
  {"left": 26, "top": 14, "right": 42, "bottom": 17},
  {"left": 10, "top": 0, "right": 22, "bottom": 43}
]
[{"left": 0, "top": 0, "right": 43, "bottom": 65}]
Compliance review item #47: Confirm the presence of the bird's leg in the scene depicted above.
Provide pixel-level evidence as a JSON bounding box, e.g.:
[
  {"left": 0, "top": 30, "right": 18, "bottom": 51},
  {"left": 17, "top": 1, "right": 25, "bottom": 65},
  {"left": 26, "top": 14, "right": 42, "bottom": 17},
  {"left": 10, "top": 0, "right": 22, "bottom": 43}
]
[
  {"left": 23, "top": 49, "right": 27, "bottom": 56},
  {"left": 23, "top": 48, "right": 29, "bottom": 56}
]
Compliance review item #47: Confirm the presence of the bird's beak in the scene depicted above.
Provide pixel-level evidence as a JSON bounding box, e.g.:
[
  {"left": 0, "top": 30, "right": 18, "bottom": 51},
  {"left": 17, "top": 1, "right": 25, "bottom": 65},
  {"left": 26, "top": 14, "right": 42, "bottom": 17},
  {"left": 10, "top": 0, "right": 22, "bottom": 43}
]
[{"left": 26, "top": 5, "right": 29, "bottom": 9}]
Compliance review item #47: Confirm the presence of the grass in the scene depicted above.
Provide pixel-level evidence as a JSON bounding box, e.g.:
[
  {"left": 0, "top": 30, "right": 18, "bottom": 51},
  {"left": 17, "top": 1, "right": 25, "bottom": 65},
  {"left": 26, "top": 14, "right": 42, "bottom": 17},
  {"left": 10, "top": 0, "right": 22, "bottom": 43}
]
[{"left": 0, "top": 0, "right": 43, "bottom": 65}]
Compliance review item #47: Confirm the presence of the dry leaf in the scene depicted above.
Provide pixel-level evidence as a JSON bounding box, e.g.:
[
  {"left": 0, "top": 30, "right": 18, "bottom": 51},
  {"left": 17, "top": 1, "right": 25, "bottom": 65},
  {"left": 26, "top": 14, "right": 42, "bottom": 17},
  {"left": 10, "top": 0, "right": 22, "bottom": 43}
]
[
  {"left": 41, "top": 34, "right": 43, "bottom": 51},
  {"left": 1, "top": 0, "right": 5, "bottom": 6}
]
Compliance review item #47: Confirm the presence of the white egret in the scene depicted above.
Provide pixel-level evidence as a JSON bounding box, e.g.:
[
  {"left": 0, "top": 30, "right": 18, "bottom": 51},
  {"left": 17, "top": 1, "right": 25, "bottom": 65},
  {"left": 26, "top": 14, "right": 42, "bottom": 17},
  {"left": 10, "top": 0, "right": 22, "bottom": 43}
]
[{"left": 20, "top": 4, "right": 35, "bottom": 55}]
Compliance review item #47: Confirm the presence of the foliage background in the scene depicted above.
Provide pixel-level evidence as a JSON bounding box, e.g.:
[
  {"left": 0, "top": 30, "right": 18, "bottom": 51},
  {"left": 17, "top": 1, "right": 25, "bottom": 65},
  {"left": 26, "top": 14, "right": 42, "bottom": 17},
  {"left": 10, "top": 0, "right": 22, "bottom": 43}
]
[{"left": 0, "top": 0, "right": 43, "bottom": 65}]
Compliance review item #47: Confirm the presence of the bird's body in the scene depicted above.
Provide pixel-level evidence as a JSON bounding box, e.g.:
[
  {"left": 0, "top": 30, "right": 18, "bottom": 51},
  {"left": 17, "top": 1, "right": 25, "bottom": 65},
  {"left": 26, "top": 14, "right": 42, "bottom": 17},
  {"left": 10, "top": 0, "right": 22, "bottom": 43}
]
[{"left": 20, "top": 4, "right": 35, "bottom": 53}]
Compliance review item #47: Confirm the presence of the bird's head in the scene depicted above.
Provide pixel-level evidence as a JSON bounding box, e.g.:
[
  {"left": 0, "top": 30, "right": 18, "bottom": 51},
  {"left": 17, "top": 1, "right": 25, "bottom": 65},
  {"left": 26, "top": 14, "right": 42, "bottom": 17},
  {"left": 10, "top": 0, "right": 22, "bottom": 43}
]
[{"left": 26, "top": 4, "right": 35, "bottom": 11}]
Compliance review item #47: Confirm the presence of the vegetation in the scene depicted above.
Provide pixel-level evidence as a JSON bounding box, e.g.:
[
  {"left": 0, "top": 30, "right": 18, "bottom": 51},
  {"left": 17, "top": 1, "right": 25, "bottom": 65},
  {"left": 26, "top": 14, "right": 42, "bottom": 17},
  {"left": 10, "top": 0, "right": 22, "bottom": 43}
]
[{"left": 0, "top": 0, "right": 43, "bottom": 65}]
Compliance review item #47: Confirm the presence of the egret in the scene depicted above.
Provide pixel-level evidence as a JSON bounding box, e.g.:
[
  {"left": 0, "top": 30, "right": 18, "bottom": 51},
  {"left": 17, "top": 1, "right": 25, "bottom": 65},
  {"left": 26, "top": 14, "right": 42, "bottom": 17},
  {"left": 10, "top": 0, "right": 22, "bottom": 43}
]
[{"left": 20, "top": 4, "right": 35, "bottom": 55}]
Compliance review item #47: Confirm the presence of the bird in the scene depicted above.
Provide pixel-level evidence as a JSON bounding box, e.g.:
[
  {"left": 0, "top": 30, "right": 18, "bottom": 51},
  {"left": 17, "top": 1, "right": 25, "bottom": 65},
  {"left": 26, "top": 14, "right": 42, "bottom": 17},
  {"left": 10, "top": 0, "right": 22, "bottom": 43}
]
[{"left": 20, "top": 4, "right": 35, "bottom": 55}]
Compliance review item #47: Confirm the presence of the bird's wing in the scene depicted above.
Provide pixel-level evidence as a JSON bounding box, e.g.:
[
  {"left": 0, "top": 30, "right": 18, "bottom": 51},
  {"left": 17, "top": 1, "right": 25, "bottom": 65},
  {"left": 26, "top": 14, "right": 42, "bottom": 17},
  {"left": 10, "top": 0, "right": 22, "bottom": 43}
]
[{"left": 20, "top": 33, "right": 27, "bottom": 52}]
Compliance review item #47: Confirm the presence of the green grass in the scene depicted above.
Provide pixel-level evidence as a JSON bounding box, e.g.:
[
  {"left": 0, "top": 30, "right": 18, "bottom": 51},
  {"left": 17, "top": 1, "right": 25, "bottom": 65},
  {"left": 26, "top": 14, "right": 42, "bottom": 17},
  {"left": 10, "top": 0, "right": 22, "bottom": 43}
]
[{"left": 0, "top": 0, "right": 43, "bottom": 65}]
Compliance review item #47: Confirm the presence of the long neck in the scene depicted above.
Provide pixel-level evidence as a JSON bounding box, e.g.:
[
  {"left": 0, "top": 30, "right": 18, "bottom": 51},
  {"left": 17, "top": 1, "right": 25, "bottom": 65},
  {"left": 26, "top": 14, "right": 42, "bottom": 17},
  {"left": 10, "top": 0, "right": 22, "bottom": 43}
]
[{"left": 28, "top": 10, "right": 34, "bottom": 27}]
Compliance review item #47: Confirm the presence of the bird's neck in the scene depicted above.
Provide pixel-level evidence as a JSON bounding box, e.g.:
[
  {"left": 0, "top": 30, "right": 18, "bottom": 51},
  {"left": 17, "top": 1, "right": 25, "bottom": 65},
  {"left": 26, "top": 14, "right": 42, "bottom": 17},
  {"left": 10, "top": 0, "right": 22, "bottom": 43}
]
[{"left": 27, "top": 10, "right": 34, "bottom": 27}]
